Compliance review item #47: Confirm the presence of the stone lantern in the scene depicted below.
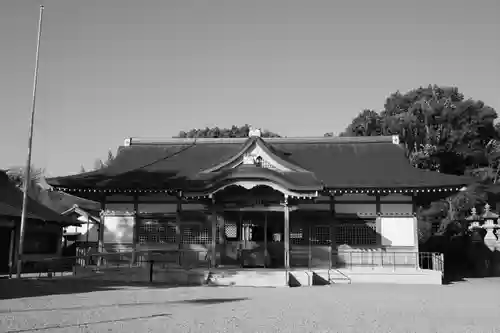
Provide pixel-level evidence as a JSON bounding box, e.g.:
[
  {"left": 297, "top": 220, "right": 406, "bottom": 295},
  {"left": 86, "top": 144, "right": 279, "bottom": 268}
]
[
  {"left": 480, "top": 204, "right": 499, "bottom": 251},
  {"left": 466, "top": 204, "right": 500, "bottom": 277},
  {"left": 466, "top": 207, "right": 483, "bottom": 243}
]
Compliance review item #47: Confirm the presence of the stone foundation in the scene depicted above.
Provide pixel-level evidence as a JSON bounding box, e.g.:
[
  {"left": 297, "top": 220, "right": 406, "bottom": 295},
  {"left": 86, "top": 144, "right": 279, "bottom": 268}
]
[{"left": 73, "top": 266, "right": 208, "bottom": 285}]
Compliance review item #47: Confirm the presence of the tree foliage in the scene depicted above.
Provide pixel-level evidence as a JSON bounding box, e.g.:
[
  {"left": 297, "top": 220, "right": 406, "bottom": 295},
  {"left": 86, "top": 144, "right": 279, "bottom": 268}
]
[
  {"left": 336, "top": 85, "right": 498, "bottom": 175},
  {"left": 336, "top": 85, "right": 499, "bottom": 234},
  {"left": 5, "top": 165, "right": 46, "bottom": 201},
  {"left": 92, "top": 149, "right": 116, "bottom": 171},
  {"left": 174, "top": 124, "right": 281, "bottom": 138}
]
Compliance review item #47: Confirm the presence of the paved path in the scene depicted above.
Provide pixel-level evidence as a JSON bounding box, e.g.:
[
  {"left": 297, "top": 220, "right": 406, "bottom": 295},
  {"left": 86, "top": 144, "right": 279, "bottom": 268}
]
[{"left": 1, "top": 278, "right": 499, "bottom": 333}]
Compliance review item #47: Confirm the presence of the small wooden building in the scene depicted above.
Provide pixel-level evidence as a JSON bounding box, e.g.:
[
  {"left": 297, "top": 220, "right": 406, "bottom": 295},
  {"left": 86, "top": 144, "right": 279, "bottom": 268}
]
[
  {"left": 0, "top": 171, "right": 74, "bottom": 274},
  {"left": 47, "top": 132, "right": 472, "bottom": 274}
]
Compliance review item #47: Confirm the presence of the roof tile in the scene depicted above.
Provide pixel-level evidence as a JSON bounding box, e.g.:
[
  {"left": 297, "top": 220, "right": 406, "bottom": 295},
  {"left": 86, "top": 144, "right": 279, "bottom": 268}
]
[{"left": 47, "top": 136, "right": 473, "bottom": 190}]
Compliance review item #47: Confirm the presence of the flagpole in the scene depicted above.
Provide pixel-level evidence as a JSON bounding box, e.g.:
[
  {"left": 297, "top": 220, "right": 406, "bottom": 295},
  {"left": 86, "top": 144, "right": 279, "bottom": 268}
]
[{"left": 16, "top": 5, "right": 45, "bottom": 278}]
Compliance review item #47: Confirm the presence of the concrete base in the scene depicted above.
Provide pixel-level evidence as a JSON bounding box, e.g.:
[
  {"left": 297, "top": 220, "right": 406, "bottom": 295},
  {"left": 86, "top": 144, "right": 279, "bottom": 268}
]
[
  {"left": 335, "top": 268, "right": 442, "bottom": 285},
  {"left": 73, "top": 266, "right": 208, "bottom": 285},
  {"left": 72, "top": 266, "right": 443, "bottom": 286},
  {"left": 208, "top": 269, "right": 288, "bottom": 287}
]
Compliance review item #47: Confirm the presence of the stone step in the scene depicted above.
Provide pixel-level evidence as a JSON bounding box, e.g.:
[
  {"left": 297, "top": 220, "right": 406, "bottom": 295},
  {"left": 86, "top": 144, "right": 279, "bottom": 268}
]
[{"left": 207, "top": 270, "right": 287, "bottom": 287}]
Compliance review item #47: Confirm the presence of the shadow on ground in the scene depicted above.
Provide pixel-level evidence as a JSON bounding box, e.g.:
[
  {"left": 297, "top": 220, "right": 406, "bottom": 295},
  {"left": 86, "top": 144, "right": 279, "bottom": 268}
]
[
  {"left": 0, "top": 278, "right": 200, "bottom": 300},
  {"left": 175, "top": 297, "right": 249, "bottom": 305},
  {"left": 0, "top": 297, "right": 249, "bottom": 315},
  {"left": 3, "top": 313, "right": 173, "bottom": 333},
  {"left": 442, "top": 277, "right": 467, "bottom": 285}
]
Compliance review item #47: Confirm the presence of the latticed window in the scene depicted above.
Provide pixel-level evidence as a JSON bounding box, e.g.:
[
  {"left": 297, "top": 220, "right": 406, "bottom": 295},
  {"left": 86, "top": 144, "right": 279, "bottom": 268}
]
[
  {"left": 138, "top": 218, "right": 177, "bottom": 244},
  {"left": 141, "top": 224, "right": 155, "bottom": 233},
  {"left": 200, "top": 228, "right": 211, "bottom": 243},
  {"left": 166, "top": 225, "right": 176, "bottom": 243},
  {"left": 312, "top": 225, "right": 330, "bottom": 245},
  {"left": 225, "top": 222, "right": 238, "bottom": 240},
  {"left": 335, "top": 223, "right": 377, "bottom": 246},
  {"left": 290, "top": 226, "right": 304, "bottom": 245},
  {"left": 181, "top": 226, "right": 212, "bottom": 244}
]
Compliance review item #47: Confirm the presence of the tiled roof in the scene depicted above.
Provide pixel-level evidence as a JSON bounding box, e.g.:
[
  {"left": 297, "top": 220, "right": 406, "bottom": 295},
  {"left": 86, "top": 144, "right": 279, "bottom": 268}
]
[
  {"left": 46, "top": 136, "right": 473, "bottom": 192},
  {"left": 36, "top": 190, "right": 100, "bottom": 214},
  {"left": 0, "top": 171, "right": 74, "bottom": 224}
]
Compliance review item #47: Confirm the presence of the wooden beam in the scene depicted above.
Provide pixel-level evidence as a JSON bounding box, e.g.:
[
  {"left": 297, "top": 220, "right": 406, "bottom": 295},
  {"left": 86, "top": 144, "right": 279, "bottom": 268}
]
[
  {"left": 98, "top": 196, "right": 106, "bottom": 266},
  {"left": 8, "top": 227, "right": 15, "bottom": 278},
  {"left": 264, "top": 211, "right": 268, "bottom": 268},
  {"left": 131, "top": 193, "right": 139, "bottom": 265},
  {"left": 283, "top": 195, "right": 290, "bottom": 284},
  {"left": 412, "top": 193, "right": 417, "bottom": 214},
  {"left": 176, "top": 195, "right": 182, "bottom": 265},
  {"left": 329, "top": 195, "right": 335, "bottom": 269},
  {"left": 211, "top": 198, "right": 217, "bottom": 268}
]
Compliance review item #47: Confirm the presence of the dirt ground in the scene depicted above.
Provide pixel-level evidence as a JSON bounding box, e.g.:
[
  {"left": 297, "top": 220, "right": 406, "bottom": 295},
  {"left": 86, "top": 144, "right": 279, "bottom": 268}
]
[{"left": 0, "top": 278, "right": 499, "bottom": 333}]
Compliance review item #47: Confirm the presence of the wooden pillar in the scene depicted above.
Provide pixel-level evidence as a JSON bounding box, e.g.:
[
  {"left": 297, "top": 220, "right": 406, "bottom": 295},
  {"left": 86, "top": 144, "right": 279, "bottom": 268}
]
[
  {"left": 375, "top": 194, "right": 383, "bottom": 248},
  {"left": 283, "top": 195, "right": 290, "bottom": 278},
  {"left": 211, "top": 197, "right": 217, "bottom": 268},
  {"left": 264, "top": 211, "right": 268, "bottom": 268},
  {"left": 176, "top": 194, "right": 182, "bottom": 251},
  {"left": 175, "top": 195, "right": 183, "bottom": 266},
  {"left": 56, "top": 226, "right": 63, "bottom": 256},
  {"left": 375, "top": 194, "right": 381, "bottom": 215},
  {"left": 308, "top": 221, "right": 312, "bottom": 269},
  {"left": 85, "top": 213, "right": 91, "bottom": 243},
  {"left": 411, "top": 192, "right": 417, "bottom": 214},
  {"left": 98, "top": 197, "right": 106, "bottom": 266},
  {"left": 8, "top": 226, "right": 15, "bottom": 278},
  {"left": 329, "top": 195, "right": 335, "bottom": 269},
  {"left": 239, "top": 212, "right": 245, "bottom": 247},
  {"left": 131, "top": 193, "right": 139, "bottom": 265},
  {"left": 218, "top": 211, "right": 225, "bottom": 245}
]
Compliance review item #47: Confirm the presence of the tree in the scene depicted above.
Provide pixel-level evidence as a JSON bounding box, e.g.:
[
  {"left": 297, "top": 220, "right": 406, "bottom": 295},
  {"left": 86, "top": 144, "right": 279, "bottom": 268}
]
[
  {"left": 174, "top": 124, "right": 281, "bottom": 138},
  {"left": 339, "top": 85, "right": 498, "bottom": 175},
  {"left": 338, "top": 85, "right": 499, "bottom": 234},
  {"left": 337, "top": 109, "right": 383, "bottom": 137},
  {"left": 93, "top": 149, "right": 116, "bottom": 170},
  {"left": 5, "top": 165, "right": 45, "bottom": 201}
]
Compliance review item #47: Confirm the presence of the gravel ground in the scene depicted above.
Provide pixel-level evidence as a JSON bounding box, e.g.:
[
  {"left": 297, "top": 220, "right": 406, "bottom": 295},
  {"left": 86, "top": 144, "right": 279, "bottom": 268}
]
[{"left": 1, "top": 278, "right": 499, "bottom": 333}]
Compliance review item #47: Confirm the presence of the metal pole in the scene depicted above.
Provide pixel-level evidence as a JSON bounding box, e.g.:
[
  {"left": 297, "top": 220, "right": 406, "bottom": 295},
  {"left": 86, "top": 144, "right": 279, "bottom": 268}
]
[{"left": 16, "top": 5, "right": 44, "bottom": 278}]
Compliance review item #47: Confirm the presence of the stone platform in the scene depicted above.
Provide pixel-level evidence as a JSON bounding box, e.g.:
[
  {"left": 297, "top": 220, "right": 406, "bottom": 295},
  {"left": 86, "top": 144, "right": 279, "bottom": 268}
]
[{"left": 72, "top": 265, "right": 442, "bottom": 287}]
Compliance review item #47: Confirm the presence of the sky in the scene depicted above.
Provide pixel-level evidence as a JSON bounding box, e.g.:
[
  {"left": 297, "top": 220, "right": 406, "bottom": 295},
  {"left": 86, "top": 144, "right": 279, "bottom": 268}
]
[{"left": 0, "top": 0, "right": 499, "bottom": 177}]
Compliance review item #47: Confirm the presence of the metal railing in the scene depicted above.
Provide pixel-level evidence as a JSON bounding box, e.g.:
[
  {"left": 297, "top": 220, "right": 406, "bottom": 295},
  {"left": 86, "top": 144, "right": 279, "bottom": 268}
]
[
  {"left": 14, "top": 249, "right": 212, "bottom": 279},
  {"left": 289, "top": 247, "right": 444, "bottom": 273},
  {"left": 12, "top": 249, "right": 445, "bottom": 279},
  {"left": 335, "top": 250, "right": 444, "bottom": 273}
]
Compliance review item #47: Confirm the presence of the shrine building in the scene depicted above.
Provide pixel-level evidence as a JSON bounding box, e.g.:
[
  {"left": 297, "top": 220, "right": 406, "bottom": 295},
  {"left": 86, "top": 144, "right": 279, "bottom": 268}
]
[{"left": 46, "top": 130, "right": 472, "bottom": 284}]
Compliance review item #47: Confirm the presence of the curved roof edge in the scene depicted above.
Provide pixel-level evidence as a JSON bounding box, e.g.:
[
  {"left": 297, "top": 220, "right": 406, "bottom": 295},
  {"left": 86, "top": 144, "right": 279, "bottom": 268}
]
[{"left": 192, "top": 166, "right": 323, "bottom": 193}]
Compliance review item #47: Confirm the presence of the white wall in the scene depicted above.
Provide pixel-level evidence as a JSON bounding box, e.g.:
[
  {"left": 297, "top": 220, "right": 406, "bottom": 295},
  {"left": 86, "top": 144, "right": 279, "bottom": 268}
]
[{"left": 380, "top": 217, "right": 417, "bottom": 247}]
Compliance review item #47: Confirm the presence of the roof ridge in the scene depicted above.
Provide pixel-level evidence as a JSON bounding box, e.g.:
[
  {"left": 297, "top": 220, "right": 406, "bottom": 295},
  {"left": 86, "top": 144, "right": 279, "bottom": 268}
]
[{"left": 125, "top": 135, "right": 399, "bottom": 146}]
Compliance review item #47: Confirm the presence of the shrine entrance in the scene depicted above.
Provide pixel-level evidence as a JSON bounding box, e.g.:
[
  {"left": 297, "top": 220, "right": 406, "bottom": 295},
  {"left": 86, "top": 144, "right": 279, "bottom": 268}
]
[
  {"left": 218, "top": 209, "right": 287, "bottom": 268},
  {"left": 197, "top": 180, "right": 318, "bottom": 270},
  {"left": 238, "top": 211, "right": 285, "bottom": 268}
]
